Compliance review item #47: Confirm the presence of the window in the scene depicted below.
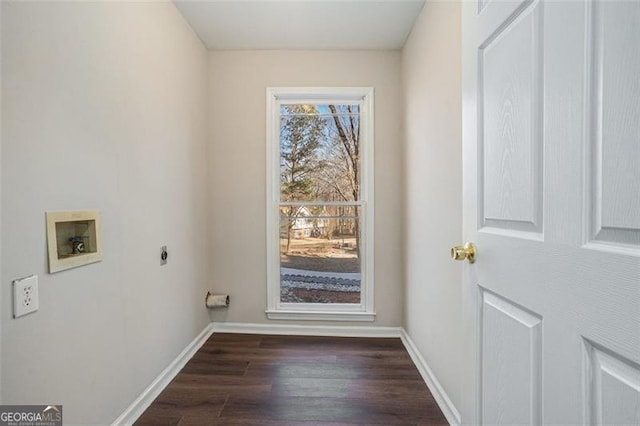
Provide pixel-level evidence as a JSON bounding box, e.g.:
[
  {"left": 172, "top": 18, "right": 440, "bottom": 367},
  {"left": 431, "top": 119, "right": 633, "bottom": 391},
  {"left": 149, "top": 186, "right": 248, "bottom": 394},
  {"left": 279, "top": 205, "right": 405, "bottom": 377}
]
[{"left": 266, "top": 87, "right": 375, "bottom": 321}]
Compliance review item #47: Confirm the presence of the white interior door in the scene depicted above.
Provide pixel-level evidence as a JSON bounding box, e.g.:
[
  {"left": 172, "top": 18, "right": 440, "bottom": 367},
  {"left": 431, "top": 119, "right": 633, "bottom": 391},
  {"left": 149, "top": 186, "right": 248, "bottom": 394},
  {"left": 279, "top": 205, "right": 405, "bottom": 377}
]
[{"left": 461, "top": 0, "right": 640, "bottom": 424}]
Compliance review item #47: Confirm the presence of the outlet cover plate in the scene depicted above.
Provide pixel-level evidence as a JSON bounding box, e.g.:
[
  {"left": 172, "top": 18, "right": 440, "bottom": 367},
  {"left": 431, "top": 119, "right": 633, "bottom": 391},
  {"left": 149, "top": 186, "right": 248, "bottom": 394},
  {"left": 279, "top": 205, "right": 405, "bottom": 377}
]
[{"left": 13, "top": 275, "right": 39, "bottom": 318}]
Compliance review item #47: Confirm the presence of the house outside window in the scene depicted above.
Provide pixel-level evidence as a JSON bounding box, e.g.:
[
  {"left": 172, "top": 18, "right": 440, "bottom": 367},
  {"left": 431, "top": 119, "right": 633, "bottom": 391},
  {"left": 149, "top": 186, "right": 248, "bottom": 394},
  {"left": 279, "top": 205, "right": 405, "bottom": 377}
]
[{"left": 266, "top": 87, "right": 375, "bottom": 321}]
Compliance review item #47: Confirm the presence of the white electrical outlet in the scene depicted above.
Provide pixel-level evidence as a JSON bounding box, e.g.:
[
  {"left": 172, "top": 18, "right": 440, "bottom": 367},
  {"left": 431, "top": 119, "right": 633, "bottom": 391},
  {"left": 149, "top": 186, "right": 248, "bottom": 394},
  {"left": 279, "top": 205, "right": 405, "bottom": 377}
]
[{"left": 13, "top": 275, "right": 39, "bottom": 318}]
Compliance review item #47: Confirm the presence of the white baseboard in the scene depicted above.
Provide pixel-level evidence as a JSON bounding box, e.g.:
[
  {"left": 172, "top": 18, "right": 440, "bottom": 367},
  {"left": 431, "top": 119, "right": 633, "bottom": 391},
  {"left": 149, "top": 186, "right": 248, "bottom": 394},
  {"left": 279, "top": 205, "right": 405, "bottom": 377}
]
[
  {"left": 111, "top": 323, "right": 215, "bottom": 426},
  {"left": 400, "top": 328, "right": 461, "bottom": 426},
  {"left": 211, "top": 321, "right": 402, "bottom": 338}
]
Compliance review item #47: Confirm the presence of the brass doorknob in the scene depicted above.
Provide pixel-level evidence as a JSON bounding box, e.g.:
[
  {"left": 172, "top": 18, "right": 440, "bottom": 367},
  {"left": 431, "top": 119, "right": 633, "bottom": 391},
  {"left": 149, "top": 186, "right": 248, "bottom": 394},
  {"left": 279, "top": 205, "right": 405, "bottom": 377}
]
[{"left": 451, "top": 242, "right": 476, "bottom": 264}]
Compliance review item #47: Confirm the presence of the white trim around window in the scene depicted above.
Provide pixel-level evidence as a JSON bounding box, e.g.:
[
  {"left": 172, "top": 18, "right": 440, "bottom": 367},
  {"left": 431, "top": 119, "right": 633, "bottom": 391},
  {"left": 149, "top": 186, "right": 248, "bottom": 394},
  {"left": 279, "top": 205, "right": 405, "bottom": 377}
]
[{"left": 265, "top": 87, "right": 375, "bottom": 321}]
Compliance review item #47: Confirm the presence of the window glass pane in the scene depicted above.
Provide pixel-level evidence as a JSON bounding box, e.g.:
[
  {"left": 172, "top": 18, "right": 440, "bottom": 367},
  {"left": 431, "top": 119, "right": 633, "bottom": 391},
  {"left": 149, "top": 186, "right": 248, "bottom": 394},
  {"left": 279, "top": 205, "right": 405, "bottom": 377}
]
[
  {"left": 280, "top": 104, "right": 361, "bottom": 203},
  {"left": 279, "top": 206, "right": 361, "bottom": 304},
  {"left": 280, "top": 104, "right": 360, "bottom": 115}
]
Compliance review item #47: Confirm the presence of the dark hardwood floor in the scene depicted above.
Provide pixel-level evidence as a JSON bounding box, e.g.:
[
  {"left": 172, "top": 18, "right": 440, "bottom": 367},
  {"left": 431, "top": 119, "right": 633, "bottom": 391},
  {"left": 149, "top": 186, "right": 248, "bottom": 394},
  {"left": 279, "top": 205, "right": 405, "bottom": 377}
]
[{"left": 135, "top": 333, "right": 448, "bottom": 425}]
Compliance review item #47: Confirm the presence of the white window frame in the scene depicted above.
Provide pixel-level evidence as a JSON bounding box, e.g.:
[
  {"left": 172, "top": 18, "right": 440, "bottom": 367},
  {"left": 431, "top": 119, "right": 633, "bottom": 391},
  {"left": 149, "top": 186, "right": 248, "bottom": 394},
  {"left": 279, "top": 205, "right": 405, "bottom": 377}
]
[{"left": 265, "top": 87, "right": 375, "bottom": 321}]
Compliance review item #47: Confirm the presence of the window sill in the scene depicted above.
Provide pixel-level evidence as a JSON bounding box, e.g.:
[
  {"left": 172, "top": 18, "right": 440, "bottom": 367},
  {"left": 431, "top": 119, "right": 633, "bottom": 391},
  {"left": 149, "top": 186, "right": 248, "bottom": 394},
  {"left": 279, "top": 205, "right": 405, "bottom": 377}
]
[{"left": 265, "top": 310, "right": 376, "bottom": 322}]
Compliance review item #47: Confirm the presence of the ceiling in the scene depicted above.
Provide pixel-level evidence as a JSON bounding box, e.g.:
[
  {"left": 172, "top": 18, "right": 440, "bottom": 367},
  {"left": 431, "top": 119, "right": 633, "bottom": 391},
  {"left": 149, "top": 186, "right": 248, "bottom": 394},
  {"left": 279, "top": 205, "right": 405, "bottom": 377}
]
[{"left": 173, "top": 0, "right": 426, "bottom": 50}]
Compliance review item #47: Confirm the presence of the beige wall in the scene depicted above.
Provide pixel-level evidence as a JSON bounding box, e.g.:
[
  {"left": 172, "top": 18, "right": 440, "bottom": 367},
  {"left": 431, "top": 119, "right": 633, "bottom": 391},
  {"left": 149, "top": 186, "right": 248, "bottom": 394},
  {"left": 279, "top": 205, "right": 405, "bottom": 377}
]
[
  {"left": 1, "top": 2, "right": 209, "bottom": 423},
  {"left": 401, "top": 0, "right": 463, "bottom": 413},
  {"left": 208, "top": 50, "right": 404, "bottom": 326},
  {"left": 0, "top": 2, "right": 3, "bottom": 404}
]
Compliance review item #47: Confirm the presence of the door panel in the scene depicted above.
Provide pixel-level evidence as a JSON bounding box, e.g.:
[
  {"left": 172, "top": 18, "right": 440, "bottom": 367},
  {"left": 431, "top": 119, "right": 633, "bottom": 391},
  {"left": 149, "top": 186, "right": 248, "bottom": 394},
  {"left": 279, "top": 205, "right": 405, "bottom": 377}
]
[
  {"left": 479, "top": 0, "right": 543, "bottom": 234},
  {"left": 481, "top": 290, "right": 542, "bottom": 425},
  {"left": 585, "top": 341, "right": 640, "bottom": 425},
  {"left": 462, "top": 0, "right": 640, "bottom": 424},
  {"left": 588, "top": 0, "right": 640, "bottom": 248}
]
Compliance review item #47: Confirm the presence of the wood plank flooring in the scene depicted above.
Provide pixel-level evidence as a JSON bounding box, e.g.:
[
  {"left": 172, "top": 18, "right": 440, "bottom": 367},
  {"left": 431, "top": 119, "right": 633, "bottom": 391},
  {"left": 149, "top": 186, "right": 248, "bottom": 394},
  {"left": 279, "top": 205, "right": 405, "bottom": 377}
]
[{"left": 135, "top": 333, "right": 448, "bottom": 425}]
